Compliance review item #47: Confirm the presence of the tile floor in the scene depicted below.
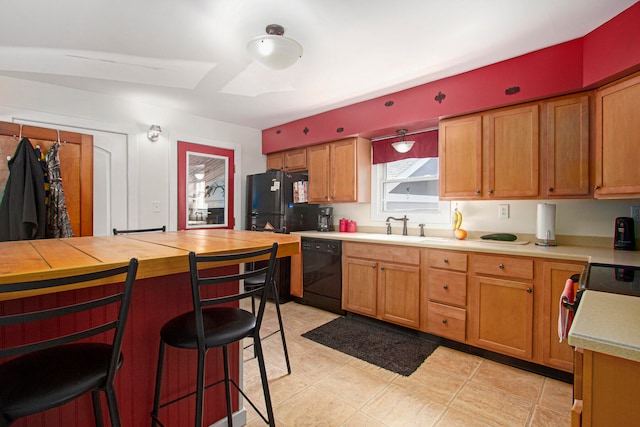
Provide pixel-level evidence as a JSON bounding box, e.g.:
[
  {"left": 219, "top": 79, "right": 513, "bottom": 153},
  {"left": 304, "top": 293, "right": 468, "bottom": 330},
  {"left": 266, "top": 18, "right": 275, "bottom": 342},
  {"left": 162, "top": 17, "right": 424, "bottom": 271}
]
[{"left": 242, "top": 301, "right": 573, "bottom": 427}]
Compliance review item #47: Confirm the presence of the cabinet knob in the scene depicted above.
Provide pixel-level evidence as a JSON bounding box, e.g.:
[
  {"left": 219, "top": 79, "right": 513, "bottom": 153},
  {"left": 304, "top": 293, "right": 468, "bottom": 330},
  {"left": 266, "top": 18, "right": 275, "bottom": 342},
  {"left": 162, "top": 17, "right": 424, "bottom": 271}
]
[
  {"left": 488, "top": 189, "right": 494, "bottom": 194},
  {"left": 443, "top": 284, "right": 448, "bottom": 290},
  {"left": 548, "top": 186, "right": 554, "bottom": 192},
  {"left": 475, "top": 189, "right": 481, "bottom": 195},
  {"left": 526, "top": 287, "right": 533, "bottom": 293},
  {"left": 380, "top": 266, "right": 385, "bottom": 270},
  {"left": 594, "top": 185, "right": 601, "bottom": 190},
  {"left": 443, "top": 259, "right": 449, "bottom": 264},
  {"left": 442, "top": 319, "right": 447, "bottom": 324},
  {"left": 371, "top": 264, "right": 376, "bottom": 269},
  {"left": 499, "top": 263, "right": 505, "bottom": 269}
]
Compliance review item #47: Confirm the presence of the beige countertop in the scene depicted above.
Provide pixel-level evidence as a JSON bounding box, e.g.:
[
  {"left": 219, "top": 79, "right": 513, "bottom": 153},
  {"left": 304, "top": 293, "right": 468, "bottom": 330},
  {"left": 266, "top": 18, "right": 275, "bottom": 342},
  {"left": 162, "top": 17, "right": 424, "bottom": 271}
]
[
  {"left": 292, "top": 230, "right": 640, "bottom": 266},
  {"left": 568, "top": 291, "right": 640, "bottom": 362}
]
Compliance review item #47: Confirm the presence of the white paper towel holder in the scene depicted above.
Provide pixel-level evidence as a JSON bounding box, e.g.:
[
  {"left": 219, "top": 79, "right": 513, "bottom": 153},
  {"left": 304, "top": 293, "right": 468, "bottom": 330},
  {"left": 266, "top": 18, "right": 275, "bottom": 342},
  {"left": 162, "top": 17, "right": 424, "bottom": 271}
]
[{"left": 535, "top": 203, "right": 558, "bottom": 246}]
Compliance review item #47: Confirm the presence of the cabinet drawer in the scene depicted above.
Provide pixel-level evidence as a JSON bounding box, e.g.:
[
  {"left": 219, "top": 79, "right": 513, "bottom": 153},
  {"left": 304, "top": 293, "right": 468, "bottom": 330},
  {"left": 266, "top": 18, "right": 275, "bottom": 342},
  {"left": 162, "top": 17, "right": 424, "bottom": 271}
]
[
  {"left": 426, "top": 302, "right": 466, "bottom": 342},
  {"left": 343, "top": 242, "right": 420, "bottom": 265},
  {"left": 427, "top": 269, "right": 467, "bottom": 307},
  {"left": 428, "top": 250, "right": 467, "bottom": 272},
  {"left": 472, "top": 254, "right": 533, "bottom": 279}
]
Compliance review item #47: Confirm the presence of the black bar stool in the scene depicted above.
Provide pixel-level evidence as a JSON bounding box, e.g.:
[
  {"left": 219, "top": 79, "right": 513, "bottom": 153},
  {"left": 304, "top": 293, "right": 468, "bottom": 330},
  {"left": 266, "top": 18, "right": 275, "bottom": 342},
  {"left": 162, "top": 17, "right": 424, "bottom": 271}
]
[
  {"left": 244, "top": 268, "right": 291, "bottom": 374},
  {"left": 113, "top": 225, "right": 166, "bottom": 235},
  {"left": 0, "top": 259, "right": 138, "bottom": 427},
  {"left": 150, "top": 244, "right": 279, "bottom": 427}
]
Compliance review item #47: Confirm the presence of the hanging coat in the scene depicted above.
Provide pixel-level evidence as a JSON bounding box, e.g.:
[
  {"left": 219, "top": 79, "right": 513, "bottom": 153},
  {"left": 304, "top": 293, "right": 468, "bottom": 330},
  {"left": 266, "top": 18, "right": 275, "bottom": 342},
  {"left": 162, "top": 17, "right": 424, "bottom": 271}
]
[
  {"left": 46, "top": 142, "right": 74, "bottom": 238},
  {"left": 0, "top": 138, "right": 47, "bottom": 241}
]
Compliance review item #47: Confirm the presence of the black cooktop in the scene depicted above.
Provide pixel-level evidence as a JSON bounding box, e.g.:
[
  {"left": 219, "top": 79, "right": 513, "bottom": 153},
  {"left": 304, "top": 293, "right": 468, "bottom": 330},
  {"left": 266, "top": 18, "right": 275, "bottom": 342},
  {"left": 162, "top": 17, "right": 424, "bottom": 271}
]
[{"left": 580, "top": 263, "right": 640, "bottom": 297}]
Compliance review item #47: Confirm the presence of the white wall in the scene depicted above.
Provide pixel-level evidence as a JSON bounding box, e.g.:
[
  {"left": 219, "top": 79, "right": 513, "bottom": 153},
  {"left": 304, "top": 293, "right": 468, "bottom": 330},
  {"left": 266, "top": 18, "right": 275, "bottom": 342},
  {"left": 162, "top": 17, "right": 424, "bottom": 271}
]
[
  {"left": 0, "top": 76, "right": 266, "bottom": 232},
  {"left": 329, "top": 198, "right": 640, "bottom": 238}
]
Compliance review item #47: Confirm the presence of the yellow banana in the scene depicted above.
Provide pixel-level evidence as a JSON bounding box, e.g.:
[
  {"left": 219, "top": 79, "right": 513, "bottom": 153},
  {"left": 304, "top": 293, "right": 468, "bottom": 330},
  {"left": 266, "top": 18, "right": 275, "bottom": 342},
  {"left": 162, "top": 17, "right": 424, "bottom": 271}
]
[{"left": 452, "top": 208, "right": 462, "bottom": 230}]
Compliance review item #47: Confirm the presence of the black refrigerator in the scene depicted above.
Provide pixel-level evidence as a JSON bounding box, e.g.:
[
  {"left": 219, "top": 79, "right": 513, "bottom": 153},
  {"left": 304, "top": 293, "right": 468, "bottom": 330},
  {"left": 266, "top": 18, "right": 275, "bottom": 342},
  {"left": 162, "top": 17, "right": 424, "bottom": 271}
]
[{"left": 245, "top": 170, "right": 318, "bottom": 301}]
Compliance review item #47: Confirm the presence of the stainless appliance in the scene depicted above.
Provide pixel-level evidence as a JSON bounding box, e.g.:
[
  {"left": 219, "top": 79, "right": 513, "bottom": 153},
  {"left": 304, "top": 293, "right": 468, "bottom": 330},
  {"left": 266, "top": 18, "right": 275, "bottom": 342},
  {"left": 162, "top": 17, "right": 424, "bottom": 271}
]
[
  {"left": 246, "top": 170, "right": 319, "bottom": 301},
  {"left": 317, "top": 207, "right": 334, "bottom": 231},
  {"left": 565, "top": 263, "right": 640, "bottom": 313},
  {"left": 614, "top": 217, "right": 636, "bottom": 250},
  {"left": 298, "top": 237, "right": 344, "bottom": 314}
]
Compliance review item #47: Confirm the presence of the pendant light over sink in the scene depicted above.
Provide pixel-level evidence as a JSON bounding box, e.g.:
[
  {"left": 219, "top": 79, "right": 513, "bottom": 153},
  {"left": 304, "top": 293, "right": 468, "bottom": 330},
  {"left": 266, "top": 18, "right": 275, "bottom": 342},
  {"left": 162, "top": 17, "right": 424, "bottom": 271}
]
[
  {"left": 247, "top": 24, "right": 303, "bottom": 70},
  {"left": 392, "top": 129, "right": 415, "bottom": 153}
]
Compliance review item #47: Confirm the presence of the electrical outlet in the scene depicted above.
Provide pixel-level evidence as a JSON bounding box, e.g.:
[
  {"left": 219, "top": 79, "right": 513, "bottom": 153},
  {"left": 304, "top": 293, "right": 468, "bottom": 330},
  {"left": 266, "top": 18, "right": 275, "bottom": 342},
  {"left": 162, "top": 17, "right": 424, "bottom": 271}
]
[
  {"left": 498, "top": 204, "right": 510, "bottom": 219},
  {"left": 632, "top": 205, "right": 640, "bottom": 221},
  {"left": 152, "top": 201, "right": 161, "bottom": 213}
]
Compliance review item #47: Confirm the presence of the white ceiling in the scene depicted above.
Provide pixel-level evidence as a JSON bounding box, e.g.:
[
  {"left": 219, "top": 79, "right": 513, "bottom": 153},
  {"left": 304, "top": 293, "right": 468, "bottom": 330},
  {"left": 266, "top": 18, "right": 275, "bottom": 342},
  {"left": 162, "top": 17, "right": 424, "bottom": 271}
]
[{"left": 0, "top": 0, "right": 636, "bottom": 130}]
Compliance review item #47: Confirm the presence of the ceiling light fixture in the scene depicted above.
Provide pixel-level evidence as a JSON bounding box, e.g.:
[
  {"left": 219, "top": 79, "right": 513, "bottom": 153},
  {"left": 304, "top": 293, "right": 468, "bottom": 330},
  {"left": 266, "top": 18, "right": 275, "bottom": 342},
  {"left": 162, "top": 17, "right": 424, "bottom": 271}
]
[
  {"left": 392, "top": 129, "right": 415, "bottom": 153},
  {"left": 147, "top": 124, "right": 162, "bottom": 142},
  {"left": 247, "top": 24, "right": 303, "bottom": 70}
]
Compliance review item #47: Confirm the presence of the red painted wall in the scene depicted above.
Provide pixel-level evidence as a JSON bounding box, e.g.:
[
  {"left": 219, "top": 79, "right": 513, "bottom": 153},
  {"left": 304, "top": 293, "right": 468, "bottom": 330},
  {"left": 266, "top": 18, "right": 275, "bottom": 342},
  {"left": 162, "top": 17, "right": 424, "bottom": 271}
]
[{"left": 262, "top": 2, "right": 640, "bottom": 154}]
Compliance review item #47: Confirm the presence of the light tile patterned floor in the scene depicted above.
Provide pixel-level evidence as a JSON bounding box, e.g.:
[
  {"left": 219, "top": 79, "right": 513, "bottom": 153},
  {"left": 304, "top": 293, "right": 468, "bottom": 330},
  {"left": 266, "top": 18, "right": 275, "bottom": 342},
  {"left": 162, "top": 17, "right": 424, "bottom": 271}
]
[{"left": 242, "top": 301, "right": 573, "bottom": 427}]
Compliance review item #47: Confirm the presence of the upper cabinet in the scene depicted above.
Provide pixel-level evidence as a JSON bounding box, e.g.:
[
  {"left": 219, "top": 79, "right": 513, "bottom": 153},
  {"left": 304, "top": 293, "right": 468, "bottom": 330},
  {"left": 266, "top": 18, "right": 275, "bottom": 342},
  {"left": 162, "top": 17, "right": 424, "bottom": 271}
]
[
  {"left": 266, "top": 148, "right": 307, "bottom": 172},
  {"left": 440, "top": 93, "right": 592, "bottom": 200},
  {"left": 594, "top": 72, "right": 640, "bottom": 198},
  {"left": 307, "top": 137, "right": 371, "bottom": 203}
]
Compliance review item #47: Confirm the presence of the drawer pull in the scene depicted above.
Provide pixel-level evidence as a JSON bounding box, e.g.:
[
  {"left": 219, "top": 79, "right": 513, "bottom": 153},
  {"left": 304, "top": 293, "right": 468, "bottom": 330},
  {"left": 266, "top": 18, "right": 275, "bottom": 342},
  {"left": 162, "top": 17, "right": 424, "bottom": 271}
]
[
  {"left": 443, "top": 284, "right": 448, "bottom": 290},
  {"left": 442, "top": 319, "right": 447, "bottom": 324},
  {"left": 443, "top": 259, "right": 449, "bottom": 264},
  {"left": 526, "top": 287, "right": 532, "bottom": 293},
  {"left": 499, "top": 263, "right": 505, "bottom": 269}
]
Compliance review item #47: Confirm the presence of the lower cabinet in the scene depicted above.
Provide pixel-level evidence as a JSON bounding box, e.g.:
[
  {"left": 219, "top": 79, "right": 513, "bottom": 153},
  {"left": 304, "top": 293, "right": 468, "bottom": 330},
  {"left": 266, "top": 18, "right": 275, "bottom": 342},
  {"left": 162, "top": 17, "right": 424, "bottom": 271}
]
[{"left": 342, "top": 242, "right": 420, "bottom": 329}]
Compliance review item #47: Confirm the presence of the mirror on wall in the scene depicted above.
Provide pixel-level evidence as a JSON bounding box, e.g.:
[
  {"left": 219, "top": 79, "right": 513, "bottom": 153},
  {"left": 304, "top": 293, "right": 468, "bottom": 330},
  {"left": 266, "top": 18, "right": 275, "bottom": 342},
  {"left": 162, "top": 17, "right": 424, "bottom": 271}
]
[{"left": 186, "top": 152, "right": 228, "bottom": 228}]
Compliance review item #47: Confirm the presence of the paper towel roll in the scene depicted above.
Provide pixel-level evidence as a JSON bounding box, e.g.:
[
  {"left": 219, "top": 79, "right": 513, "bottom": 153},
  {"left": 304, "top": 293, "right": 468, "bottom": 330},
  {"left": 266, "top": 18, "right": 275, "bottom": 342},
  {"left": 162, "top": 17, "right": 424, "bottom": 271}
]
[{"left": 536, "top": 203, "right": 556, "bottom": 240}]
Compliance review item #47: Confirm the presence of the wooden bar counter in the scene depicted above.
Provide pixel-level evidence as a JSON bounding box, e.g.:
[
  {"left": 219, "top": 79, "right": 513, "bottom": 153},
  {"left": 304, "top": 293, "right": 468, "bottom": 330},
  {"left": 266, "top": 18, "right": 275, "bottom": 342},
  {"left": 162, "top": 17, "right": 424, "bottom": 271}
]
[{"left": 0, "top": 229, "right": 301, "bottom": 426}]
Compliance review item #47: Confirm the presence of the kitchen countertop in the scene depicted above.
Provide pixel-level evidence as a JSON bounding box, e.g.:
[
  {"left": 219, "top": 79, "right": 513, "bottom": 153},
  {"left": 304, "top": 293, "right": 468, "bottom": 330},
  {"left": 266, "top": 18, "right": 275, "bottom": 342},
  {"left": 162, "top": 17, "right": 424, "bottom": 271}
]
[
  {"left": 292, "top": 230, "right": 640, "bottom": 266},
  {"left": 568, "top": 291, "right": 640, "bottom": 362}
]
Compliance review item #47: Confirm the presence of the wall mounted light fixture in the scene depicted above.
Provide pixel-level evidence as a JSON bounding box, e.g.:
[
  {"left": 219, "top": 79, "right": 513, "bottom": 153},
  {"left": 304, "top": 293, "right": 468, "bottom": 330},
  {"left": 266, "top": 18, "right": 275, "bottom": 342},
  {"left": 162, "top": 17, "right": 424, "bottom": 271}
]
[
  {"left": 247, "top": 24, "right": 303, "bottom": 70},
  {"left": 392, "top": 129, "right": 415, "bottom": 153},
  {"left": 147, "top": 124, "right": 162, "bottom": 142}
]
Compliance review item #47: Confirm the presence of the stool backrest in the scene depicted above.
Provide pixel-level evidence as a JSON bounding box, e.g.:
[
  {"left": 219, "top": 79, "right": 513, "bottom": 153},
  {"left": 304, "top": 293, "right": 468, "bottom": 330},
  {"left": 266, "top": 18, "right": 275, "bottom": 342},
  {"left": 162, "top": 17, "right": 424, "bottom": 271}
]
[
  {"left": 188, "top": 243, "right": 278, "bottom": 350},
  {"left": 113, "top": 226, "right": 166, "bottom": 235},
  {"left": 0, "top": 259, "right": 138, "bottom": 384}
]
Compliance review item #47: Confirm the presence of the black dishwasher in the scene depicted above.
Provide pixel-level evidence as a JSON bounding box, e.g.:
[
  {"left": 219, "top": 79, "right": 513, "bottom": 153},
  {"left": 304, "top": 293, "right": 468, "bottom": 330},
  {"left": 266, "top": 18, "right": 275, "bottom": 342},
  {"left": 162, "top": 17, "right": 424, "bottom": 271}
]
[{"left": 299, "top": 237, "right": 344, "bottom": 314}]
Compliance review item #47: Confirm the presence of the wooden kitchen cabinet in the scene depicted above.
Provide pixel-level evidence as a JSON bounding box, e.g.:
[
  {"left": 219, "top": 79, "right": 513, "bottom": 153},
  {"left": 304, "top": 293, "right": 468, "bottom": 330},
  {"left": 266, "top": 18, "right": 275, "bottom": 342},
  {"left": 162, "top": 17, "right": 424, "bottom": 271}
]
[
  {"left": 439, "top": 115, "right": 483, "bottom": 198},
  {"left": 484, "top": 103, "right": 540, "bottom": 198},
  {"left": 544, "top": 93, "right": 591, "bottom": 198},
  {"left": 470, "top": 254, "right": 534, "bottom": 360},
  {"left": 594, "top": 71, "right": 640, "bottom": 198},
  {"left": 307, "top": 137, "right": 371, "bottom": 203},
  {"left": 342, "top": 242, "right": 420, "bottom": 329},
  {"left": 541, "top": 261, "right": 583, "bottom": 372},
  {"left": 422, "top": 250, "right": 468, "bottom": 341},
  {"left": 266, "top": 147, "right": 307, "bottom": 171}
]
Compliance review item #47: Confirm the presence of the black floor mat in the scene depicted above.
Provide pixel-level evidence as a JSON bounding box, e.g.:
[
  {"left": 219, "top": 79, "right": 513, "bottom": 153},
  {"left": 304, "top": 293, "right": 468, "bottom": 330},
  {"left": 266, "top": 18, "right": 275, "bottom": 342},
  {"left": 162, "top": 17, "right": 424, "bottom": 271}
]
[{"left": 302, "top": 316, "right": 438, "bottom": 376}]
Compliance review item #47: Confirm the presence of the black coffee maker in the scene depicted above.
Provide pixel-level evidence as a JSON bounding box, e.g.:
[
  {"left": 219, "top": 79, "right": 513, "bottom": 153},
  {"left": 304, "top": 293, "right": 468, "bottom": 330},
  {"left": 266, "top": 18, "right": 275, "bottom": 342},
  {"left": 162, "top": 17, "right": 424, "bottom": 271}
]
[
  {"left": 317, "top": 207, "right": 334, "bottom": 231},
  {"left": 614, "top": 217, "right": 636, "bottom": 250}
]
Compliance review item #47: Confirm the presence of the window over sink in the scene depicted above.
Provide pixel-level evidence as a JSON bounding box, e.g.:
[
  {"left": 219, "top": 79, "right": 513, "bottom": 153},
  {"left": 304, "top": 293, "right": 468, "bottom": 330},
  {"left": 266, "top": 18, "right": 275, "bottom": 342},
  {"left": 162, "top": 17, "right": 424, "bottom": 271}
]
[{"left": 371, "top": 157, "right": 450, "bottom": 224}]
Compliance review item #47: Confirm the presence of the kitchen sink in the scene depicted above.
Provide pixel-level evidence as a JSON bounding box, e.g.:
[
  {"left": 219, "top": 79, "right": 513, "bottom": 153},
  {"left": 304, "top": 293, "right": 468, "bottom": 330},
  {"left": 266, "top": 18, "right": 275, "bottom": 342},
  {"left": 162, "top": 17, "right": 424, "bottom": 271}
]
[{"left": 355, "top": 233, "right": 450, "bottom": 243}]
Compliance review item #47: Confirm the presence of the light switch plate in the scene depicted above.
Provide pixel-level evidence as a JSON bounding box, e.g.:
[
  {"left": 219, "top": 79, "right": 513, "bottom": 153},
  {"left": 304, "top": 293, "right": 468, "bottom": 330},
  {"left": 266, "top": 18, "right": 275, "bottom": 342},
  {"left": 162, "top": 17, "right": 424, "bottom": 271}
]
[
  {"left": 152, "top": 201, "right": 161, "bottom": 213},
  {"left": 631, "top": 205, "right": 640, "bottom": 221},
  {"left": 498, "top": 204, "right": 510, "bottom": 219}
]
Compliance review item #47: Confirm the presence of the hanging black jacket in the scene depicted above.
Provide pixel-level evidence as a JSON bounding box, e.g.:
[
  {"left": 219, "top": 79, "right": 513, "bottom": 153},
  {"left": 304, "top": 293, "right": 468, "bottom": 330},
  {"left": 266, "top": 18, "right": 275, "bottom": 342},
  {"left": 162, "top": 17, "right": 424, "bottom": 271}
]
[{"left": 0, "top": 138, "right": 47, "bottom": 241}]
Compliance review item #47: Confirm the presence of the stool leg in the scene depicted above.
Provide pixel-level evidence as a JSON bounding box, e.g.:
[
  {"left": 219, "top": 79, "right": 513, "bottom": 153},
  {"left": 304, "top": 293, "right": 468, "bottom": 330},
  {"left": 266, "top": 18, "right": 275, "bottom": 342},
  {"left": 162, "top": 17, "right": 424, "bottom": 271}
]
[
  {"left": 270, "top": 279, "right": 291, "bottom": 374},
  {"left": 91, "top": 390, "right": 104, "bottom": 427},
  {"left": 195, "top": 349, "right": 207, "bottom": 427},
  {"left": 105, "top": 385, "right": 122, "bottom": 427},
  {"left": 222, "top": 346, "right": 233, "bottom": 427},
  {"left": 254, "top": 336, "right": 275, "bottom": 426},
  {"left": 151, "top": 340, "right": 166, "bottom": 427}
]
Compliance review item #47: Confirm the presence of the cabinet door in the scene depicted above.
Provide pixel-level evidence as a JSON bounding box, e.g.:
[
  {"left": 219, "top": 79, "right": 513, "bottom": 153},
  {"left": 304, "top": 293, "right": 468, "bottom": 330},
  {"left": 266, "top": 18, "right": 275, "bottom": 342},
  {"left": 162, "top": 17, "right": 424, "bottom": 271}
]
[
  {"left": 266, "top": 152, "right": 284, "bottom": 170},
  {"left": 378, "top": 262, "right": 420, "bottom": 328},
  {"left": 470, "top": 275, "right": 534, "bottom": 359},
  {"left": 342, "top": 257, "right": 378, "bottom": 316},
  {"left": 307, "top": 143, "right": 331, "bottom": 203},
  {"left": 544, "top": 94, "right": 591, "bottom": 197},
  {"left": 284, "top": 148, "right": 307, "bottom": 171},
  {"left": 594, "top": 73, "right": 640, "bottom": 197},
  {"left": 331, "top": 139, "right": 358, "bottom": 202},
  {"left": 485, "top": 104, "right": 540, "bottom": 198},
  {"left": 542, "top": 261, "right": 582, "bottom": 372},
  {"left": 439, "top": 115, "right": 483, "bottom": 199}
]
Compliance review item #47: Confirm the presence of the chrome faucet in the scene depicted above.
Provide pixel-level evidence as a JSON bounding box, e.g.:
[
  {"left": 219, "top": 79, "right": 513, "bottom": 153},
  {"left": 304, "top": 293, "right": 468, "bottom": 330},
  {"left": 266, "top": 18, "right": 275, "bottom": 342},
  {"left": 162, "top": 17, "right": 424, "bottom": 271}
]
[{"left": 386, "top": 215, "right": 409, "bottom": 235}]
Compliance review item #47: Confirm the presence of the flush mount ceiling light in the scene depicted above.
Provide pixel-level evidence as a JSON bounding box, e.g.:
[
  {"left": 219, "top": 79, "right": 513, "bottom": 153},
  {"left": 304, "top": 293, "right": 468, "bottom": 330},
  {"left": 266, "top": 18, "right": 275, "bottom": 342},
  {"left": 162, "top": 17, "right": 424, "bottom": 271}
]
[
  {"left": 147, "top": 124, "right": 162, "bottom": 142},
  {"left": 392, "top": 129, "right": 415, "bottom": 153},
  {"left": 247, "top": 24, "right": 303, "bottom": 70}
]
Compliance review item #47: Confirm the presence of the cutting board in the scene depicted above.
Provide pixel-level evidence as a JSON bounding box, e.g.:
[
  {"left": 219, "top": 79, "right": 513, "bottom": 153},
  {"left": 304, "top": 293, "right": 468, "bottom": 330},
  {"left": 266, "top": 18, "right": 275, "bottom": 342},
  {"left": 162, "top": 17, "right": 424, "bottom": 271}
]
[{"left": 475, "top": 239, "right": 530, "bottom": 245}]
